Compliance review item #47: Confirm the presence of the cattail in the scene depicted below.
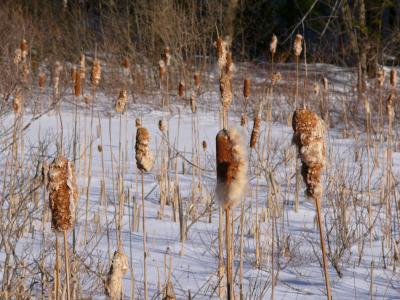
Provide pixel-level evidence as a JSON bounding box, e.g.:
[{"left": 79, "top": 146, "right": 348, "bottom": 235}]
[
  {"left": 13, "top": 91, "right": 23, "bottom": 114},
  {"left": 135, "top": 118, "right": 141, "bottom": 128},
  {"left": 91, "top": 59, "right": 101, "bottom": 86},
  {"left": 271, "top": 72, "right": 282, "bottom": 85},
  {"left": 243, "top": 78, "right": 250, "bottom": 98},
  {"left": 53, "top": 61, "right": 63, "bottom": 95},
  {"left": 163, "top": 47, "right": 171, "bottom": 66},
  {"left": 216, "top": 128, "right": 248, "bottom": 209},
  {"left": 390, "top": 69, "right": 397, "bottom": 89},
  {"left": 159, "top": 60, "right": 166, "bottom": 80},
  {"left": 250, "top": 115, "right": 261, "bottom": 148},
  {"left": 202, "top": 140, "right": 207, "bottom": 151},
  {"left": 122, "top": 57, "right": 130, "bottom": 77},
  {"left": 71, "top": 66, "right": 77, "bottom": 82},
  {"left": 292, "top": 109, "right": 326, "bottom": 199},
  {"left": 313, "top": 83, "right": 320, "bottom": 96},
  {"left": 219, "top": 64, "right": 233, "bottom": 108},
  {"left": 20, "top": 39, "right": 28, "bottom": 62},
  {"left": 38, "top": 72, "right": 46, "bottom": 90},
  {"left": 74, "top": 70, "right": 81, "bottom": 97},
  {"left": 322, "top": 77, "right": 329, "bottom": 92},
  {"left": 376, "top": 68, "right": 385, "bottom": 87},
  {"left": 97, "top": 145, "right": 103, "bottom": 152},
  {"left": 190, "top": 92, "right": 197, "bottom": 113},
  {"left": 115, "top": 90, "right": 127, "bottom": 113},
  {"left": 158, "top": 119, "right": 167, "bottom": 133},
  {"left": 293, "top": 34, "right": 303, "bottom": 57},
  {"left": 270, "top": 34, "right": 278, "bottom": 55},
  {"left": 215, "top": 37, "right": 229, "bottom": 71},
  {"left": 104, "top": 250, "right": 129, "bottom": 299},
  {"left": 178, "top": 80, "right": 185, "bottom": 97},
  {"left": 194, "top": 72, "right": 201, "bottom": 90},
  {"left": 79, "top": 54, "right": 86, "bottom": 79},
  {"left": 13, "top": 49, "right": 22, "bottom": 65},
  {"left": 387, "top": 94, "right": 395, "bottom": 121},
  {"left": 48, "top": 155, "right": 78, "bottom": 232},
  {"left": 135, "top": 126, "right": 154, "bottom": 172}
]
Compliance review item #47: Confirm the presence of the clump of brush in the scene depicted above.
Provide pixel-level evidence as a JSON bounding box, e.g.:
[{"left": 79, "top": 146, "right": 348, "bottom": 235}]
[
  {"left": 48, "top": 155, "right": 78, "bottom": 232},
  {"left": 104, "top": 250, "right": 129, "bottom": 299}
]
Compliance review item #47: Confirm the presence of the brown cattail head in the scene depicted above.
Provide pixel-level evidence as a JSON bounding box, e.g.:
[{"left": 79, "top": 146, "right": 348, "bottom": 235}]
[
  {"left": 271, "top": 72, "right": 282, "bottom": 85},
  {"left": 20, "top": 39, "right": 28, "bottom": 62},
  {"left": 190, "top": 92, "right": 197, "bottom": 113},
  {"left": 79, "top": 54, "right": 86, "bottom": 79},
  {"left": 194, "top": 72, "right": 201, "bottom": 90},
  {"left": 38, "top": 72, "right": 46, "bottom": 90},
  {"left": 135, "top": 118, "right": 142, "bottom": 128},
  {"left": 74, "top": 70, "right": 81, "bottom": 97},
  {"left": 104, "top": 250, "right": 129, "bottom": 299},
  {"left": 163, "top": 47, "right": 171, "bottom": 66},
  {"left": 135, "top": 127, "right": 154, "bottom": 172},
  {"left": 292, "top": 109, "right": 326, "bottom": 199},
  {"left": 219, "top": 70, "right": 233, "bottom": 109},
  {"left": 322, "top": 77, "right": 329, "bottom": 92},
  {"left": 48, "top": 155, "right": 78, "bottom": 232},
  {"left": 243, "top": 78, "right": 250, "bottom": 98},
  {"left": 158, "top": 119, "right": 167, "bottom": 132},
  {"left": 215, "top": 37, "right": 229, "bottom": 71},
  {"left": 159, "top": 60, "right": 166, "bottom": 80},
  {"left": 115, "top": 90, "right": 128, "bottom": 113},
  {"left": 53, "top": 61, "right": 63, "bottom": 93},
  {"left": 250, "top": 115, "right": 261, "bottom": 148},
  {"left": 91, "top": 58, "right": 101, "bottom": 86},
  {"left": 178, "top": 80, "right": 185, "bottom": 97},
  {"left": 97, "top": 144, "right": 103, "bottom": 152},
  {"left": 293, "top": 34, "right": 303, "bottom": 57},
  {"left": 216, "top": 128, "right": 248, "bottom": 209},
  {"left": 376, "top": 68, "right": 385, "bottom": 87},
  {"left": 390, "top": 69, "right": 397, "bottom": 89},
  {"left": 122, "top": 57, "right": 129, "bottom": 69},
  {"left": 270, "top": 34, "right": 278, "bottom": 55},
  {"left": 13, "top": 91, "right": 23, "bottom": 114},
  {"left": 202, "top": 140, "right": 207, "bottom": 151},
  {"left": 387, "top": 94, "right": 395, "bottom": 121}
]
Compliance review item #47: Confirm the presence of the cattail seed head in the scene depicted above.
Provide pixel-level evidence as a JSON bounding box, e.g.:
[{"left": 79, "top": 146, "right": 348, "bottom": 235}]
[
  {"left": 292, "top": 109, "right": 326, "bottom": 199},
  {"left": 163, "top": 47, "right": 171, "bottom": 66},
  {"left": 293, "top": 34, "right": 303, "bottom": 57},
  {"left": 390, "top": 69, "right": 397, "bottom": 89},
  {"left": 202, "top": 140, "right": 207, "bottom": 150},
  {"left": 159, "top": 60, "right": 166, "bottom": 80},
  {"left": 97, "top": 144, "right": 103, "bottom": 152},
  {"left": 91, "top": 58, "right": 101, "bottom": 86},
  {"left": 178, "top": 80, "right": 185, "bottom": 97},
  {"left": 104, "top": 250, "right": 129, "bottom": 299},
  {"left": 79, "top": 54, "right": 86, "bottom": 79},
  {"left": 38, "top": 72, "right": 46, "bottom": 90},
  {"left": 135, "top": 126, "right": 154, "bottom": 172},
  {"left": 216, "top": 128, "right": 248, "bottom": 209},
  {"left": 240, "top": 114, "right": 247, "bottom": 127},
  {"left": 74, "top": 70, "right": 81, "bottom": 97},
  {"left": 115, "top": 90, "right": 128, "bottom": 113},
  {"left": 215, "top": 37, "right": 229, "bottom": 72},
  {"left": 158, "top": 119, "right": 167, "bottom": 132},
  {"left": 194, "top": 72, "right": 201, "bottom": 89},
  {"left": 219, "top": 71, "right": 233, "bottom": 109},
  {"left": 20, "top": 39, "right": 28, "bottom": 62},
  {"left": 313, "top": 83, "right": 320, "bottom": 96},
  {"left": 13, "top": 91, "right": 23, "bottom": 114},
  {"left": 387, "top": 94, "right": 395, "bottom": 121},
  {"left": 270, "top": 34, "right": 278, "bottom": 55},
  {"left": 250, "top": 115, "right": 261, "bottom": 148},
  {"left": 48, "top": 155, "right": 78, "bottom": 232},
  {"left": 376, "top": 68, "right": 385, "bottom": 87},
  {"left": 243, "top": 78, "right": 250, "bottom": 98},
  {"left": 190, "top": 92, "right": 197, "bottom": 113},
  {"left": 53, "top": 61, "right": 63, "bottom": 95}
]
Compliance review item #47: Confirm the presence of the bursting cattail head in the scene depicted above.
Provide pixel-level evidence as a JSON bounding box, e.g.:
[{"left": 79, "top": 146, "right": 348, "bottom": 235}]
[
  {"left": 135, "top": 126, "right": 154, "bottom": 172},
  {"left": 194, "top": 72, "right": 201, "bottom": 89},
  {"left": 219, "top": 69, "right": 233, "bottom": 108},
  {"left": 48, "top": 155, "right": 78, "bottom": 232},
  {"left": 91, "top": 58, "right": 101, "bottom": 86},
  {"left": 214, "top": 37, "right": 229, "bottom": 71},
  {"left": 159, "top": 60, "right": 166, "bottom": 80},
  {"left": 270, "top": 34, "right": 278, "bottom": 55},
  {"left": 292, "top": 109, "right": 326, "bottom": 199},
  {"left": 178, "top": 80, "right": 185, "bottom": 97},
  {"left": 115, "top": 90, "right": 127, "bottom": 113},
  {"left": 243, "top": 78, "right": 250, "bottom": 98},
  {"left": 74, "top": 70, "right": 81, "bottom": 97},
  {"left": 293, "top": 34, "right": 303, "bottom": 57},
  {"left": 104, "top": 250, "right": 129, "bottom": 299},
  {"left": 390, "top": 69, "right": 397, "bottom": 89},
  {"left": 38, "top": 72, "right": 46, "bottom": 90},
  {"left": 13, "top": 91, "right": 23, "bottom": 115},
  {"left": 216, "top": 128, "right": 248, "bottom": 209},
  {"left": 250, "top": 115, "right": 261, "bottom": 148},
  {"left": 79, "top": 54, "right": 86, "bottom": 79},
  {"left": 376, "top": 68, "right": 385, "bottom": 87},
  {"left": 158, "top": 119, "right": 167, "bottom": 132},
  {"left": 190, "top": 91, "right": 197, "bottom": 113},
  {"left": 271, "top": 72, "right": 282, "bottom": 85}
]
